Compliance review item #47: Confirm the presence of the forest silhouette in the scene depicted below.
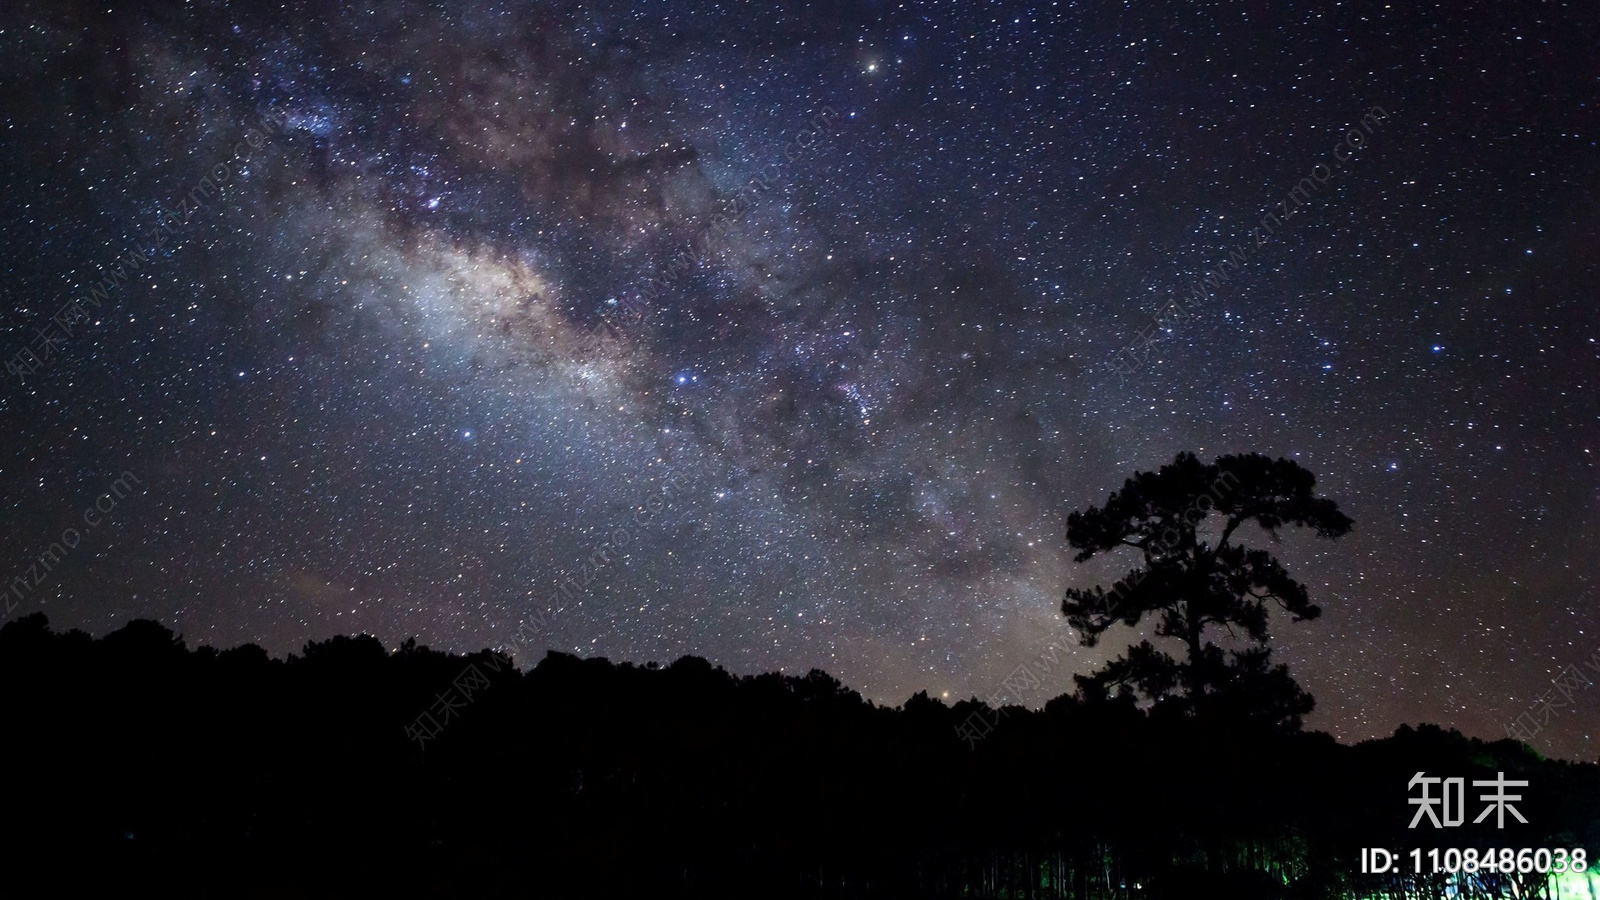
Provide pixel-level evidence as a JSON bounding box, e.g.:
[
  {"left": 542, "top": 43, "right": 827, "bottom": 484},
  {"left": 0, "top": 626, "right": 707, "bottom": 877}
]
[
  {"left": 2, "top": 616, "right": 1597, "bottom": 898},
  {"left": 0, "top": 454, "right": 1596, "bottom": 899}
]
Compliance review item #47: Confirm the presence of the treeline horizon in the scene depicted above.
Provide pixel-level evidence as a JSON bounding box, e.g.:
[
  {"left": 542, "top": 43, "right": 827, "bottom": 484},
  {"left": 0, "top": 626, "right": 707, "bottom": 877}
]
[{"left": 1, "top": 612, "right": 1596, "bottom": 899}]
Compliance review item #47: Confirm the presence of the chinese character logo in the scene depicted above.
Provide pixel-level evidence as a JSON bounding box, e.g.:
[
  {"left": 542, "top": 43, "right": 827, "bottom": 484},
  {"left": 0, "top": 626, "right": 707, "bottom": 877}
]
[{"left": 1408, "top": 771, "right": 1527, "bottom": 829}]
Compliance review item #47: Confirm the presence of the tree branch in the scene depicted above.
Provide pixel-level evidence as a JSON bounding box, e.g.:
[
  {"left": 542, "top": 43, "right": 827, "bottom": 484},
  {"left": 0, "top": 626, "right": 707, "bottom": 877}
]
[{"left": 1214, "top": 515, "right": 1244, "bottom": 557}]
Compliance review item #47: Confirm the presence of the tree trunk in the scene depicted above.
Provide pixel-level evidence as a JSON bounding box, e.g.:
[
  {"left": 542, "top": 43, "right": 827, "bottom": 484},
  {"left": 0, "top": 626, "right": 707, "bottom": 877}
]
[{"left": 1186, "top": 599, "right": 1204, "bottom": 704}]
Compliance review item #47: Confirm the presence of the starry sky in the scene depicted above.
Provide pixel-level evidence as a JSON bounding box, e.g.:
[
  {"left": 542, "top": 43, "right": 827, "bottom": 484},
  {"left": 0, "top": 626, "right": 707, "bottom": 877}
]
[{"left": 2, "top": 0, "right": 1597, "bottom": 760}]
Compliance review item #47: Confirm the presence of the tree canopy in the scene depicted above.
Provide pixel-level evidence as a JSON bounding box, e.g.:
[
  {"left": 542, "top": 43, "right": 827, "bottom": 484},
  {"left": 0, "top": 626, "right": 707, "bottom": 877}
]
[{"left": 1062, "top": 452, "right": 1353, "bottom": 731}]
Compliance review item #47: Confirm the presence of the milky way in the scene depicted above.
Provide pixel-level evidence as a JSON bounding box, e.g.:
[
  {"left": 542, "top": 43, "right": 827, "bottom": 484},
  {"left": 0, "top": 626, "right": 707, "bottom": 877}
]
[{"left": 2, "top": 0, "right": 1598, "bottom": 760}]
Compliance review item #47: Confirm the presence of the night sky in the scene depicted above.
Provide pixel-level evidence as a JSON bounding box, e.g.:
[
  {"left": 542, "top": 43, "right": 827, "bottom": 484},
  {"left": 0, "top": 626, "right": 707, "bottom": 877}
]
[{"left": 2, "top": 1, "right": 1597, "bottom": 760}]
